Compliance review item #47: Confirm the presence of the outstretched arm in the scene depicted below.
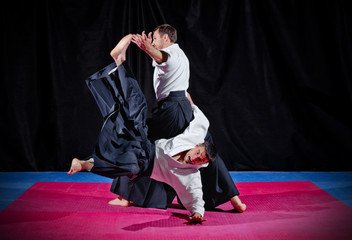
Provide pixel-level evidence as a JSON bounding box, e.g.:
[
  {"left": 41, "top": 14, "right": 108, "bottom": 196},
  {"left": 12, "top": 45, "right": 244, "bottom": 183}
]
[
  {"left": 132, "top": 31, "right": 168, "bottom": 64},
  {"left": 171, "top": 174, "right": 207, "bottom": 223}
]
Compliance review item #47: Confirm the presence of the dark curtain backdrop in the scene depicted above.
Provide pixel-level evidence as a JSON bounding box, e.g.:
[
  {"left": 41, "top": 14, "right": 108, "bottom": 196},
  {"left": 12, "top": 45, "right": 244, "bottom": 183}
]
[{"left": 1, "top": 0, "right": 352, "bottom": 171}]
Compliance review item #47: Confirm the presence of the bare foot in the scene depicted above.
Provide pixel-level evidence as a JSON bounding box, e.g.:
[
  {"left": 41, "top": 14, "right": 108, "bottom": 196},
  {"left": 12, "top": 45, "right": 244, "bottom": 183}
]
[
  {"left": 108, "top": 196, "right": 130, "bottom": 207},
  {"left": 231, "top": 195, "right": 247, "bottom": 213},
  {"left": 110, "top": 34, "right": 132, "bottom": 67},
  {"left": 68, "top": 158, "right": 93, "bottom": 175},
  {"left": 68, "top": 158, "right": 82, "bottom": 175}
]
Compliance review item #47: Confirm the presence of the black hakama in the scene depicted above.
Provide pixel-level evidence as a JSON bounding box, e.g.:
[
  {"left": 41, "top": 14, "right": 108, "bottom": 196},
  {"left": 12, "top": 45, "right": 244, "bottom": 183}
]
[{"left": 86, "top": 62, "right": 154, "bottom": 179}]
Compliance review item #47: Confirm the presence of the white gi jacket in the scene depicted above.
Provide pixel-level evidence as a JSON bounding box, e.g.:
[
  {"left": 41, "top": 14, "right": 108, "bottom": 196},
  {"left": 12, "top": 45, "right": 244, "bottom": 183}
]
[
  {"left": 152, "top": 43, "right": 190, "bottom": 101},
  {"left": 150, "top": 104, "right": 209, "bottom": 216}
]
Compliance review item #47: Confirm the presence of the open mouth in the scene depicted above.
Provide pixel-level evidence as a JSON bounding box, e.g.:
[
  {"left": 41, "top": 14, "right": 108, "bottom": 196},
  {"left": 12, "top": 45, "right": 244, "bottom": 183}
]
[{"left": 187, "top": 156, "right": 192, "bottom": 164}]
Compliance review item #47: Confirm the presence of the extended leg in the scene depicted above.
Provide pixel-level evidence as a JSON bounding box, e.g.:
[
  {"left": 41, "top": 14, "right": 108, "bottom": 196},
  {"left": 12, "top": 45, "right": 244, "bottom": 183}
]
[
  {"left": 86, "top": 34, "right": 134, "bottom": 118},
  {"left": 71, "top": 37, "right": 152, "bottom": 180}
]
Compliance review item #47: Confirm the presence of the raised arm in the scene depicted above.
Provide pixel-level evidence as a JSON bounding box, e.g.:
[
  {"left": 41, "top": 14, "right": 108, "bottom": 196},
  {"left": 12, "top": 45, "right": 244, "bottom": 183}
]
[{"left": 131, "top": 31, "right": 168, "bottom": 64}]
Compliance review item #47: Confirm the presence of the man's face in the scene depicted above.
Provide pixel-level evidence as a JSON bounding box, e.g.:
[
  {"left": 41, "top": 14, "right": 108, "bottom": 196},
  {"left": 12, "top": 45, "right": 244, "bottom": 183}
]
[
  {"left": 184, "top": 145, "right": 209, "bottom": 165},
  {"left": 152, "top": 29, "right": 165, "bottom": 50}
]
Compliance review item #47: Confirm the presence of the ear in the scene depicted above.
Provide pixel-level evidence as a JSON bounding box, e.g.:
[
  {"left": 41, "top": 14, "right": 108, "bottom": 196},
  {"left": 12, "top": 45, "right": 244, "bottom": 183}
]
[{"left": 163, "top": 34, "right": 169, "bottom": 42}]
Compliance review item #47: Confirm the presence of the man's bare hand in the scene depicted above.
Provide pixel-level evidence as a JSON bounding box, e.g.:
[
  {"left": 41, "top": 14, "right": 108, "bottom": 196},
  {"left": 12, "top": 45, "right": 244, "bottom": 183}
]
[
  {"left": 132, "top": 31, "right": 152, "bottom": 52},
  {"left": 132, "top": 30, "right": 167, "bottom": 64},
  {"left": 189, "top": 212, "right": 206, "bottom": 223}
]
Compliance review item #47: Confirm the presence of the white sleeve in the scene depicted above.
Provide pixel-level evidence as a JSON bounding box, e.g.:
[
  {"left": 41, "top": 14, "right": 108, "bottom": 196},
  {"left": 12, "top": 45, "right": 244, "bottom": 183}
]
[{"left": 173, "top": 173, "right": 205, "bottom": 217}]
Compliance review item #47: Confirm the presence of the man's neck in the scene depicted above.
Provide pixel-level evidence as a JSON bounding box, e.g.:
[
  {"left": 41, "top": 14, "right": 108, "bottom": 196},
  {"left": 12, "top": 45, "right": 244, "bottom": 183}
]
[{"left": 172, "top": 150, "right": 187, "bottom": 163}]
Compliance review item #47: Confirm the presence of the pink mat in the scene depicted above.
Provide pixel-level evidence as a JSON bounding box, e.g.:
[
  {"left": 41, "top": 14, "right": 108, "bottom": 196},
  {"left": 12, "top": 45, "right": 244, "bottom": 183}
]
[{"left": 0, "top": 181, "right": 351, "bottom": 240}]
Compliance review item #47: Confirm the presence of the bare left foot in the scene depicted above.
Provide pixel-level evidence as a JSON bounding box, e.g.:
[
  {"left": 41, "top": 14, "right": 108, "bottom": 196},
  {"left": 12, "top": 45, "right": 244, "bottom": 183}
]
[{"left": 231, "top": 195, "right": 247, "bottom": 213}]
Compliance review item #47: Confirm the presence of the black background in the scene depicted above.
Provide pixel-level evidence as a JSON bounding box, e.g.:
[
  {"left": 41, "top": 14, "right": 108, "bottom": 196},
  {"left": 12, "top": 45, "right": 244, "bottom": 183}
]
[{"left": 1, "top": 0, "right": 352, "bottom": 171}]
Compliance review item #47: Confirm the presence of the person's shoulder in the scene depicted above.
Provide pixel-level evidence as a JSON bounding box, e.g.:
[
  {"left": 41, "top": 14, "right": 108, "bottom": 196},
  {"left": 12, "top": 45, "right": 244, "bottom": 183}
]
[
  {"left": 161, "top": 43, "right": 177, "bottom": 52},
  {"left": 170, "top": 43, "right": 184, "bottom": 52},
  {"left": 170, "top": 43, "right": 179, "bottom": 48}
]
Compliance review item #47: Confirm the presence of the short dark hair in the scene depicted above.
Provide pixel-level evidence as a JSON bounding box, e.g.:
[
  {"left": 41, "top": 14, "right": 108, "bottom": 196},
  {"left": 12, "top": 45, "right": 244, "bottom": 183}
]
[
  {"left": 154, "top": 24, "right": 177, "bottom": 43},
  {"left": 199, "top": 142, "right": 217, "bottom": 162}
]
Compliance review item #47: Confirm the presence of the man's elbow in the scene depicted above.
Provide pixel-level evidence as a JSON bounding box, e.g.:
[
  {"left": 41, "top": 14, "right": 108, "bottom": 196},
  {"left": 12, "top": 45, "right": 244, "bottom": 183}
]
[{"left": 154, "top": 51, "right": 168, "bottom": 64}]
